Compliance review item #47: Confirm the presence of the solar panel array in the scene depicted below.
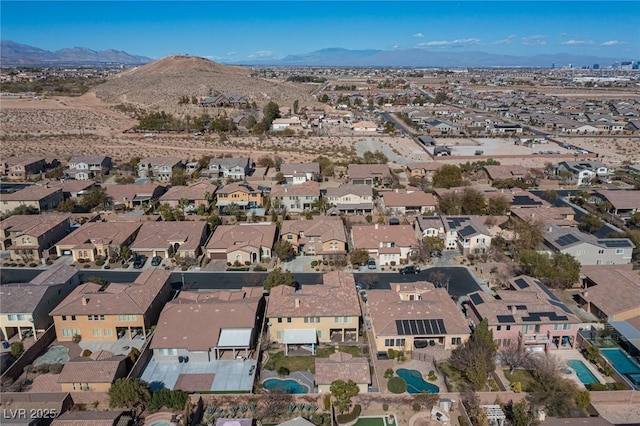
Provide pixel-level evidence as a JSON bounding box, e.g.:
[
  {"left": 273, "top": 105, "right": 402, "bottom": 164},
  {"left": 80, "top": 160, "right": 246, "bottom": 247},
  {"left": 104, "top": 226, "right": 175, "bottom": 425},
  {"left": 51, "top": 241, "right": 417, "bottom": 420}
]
[
  {"left": 395, "top": 319, "right": 447, "bottom": 336},
  {"left": 522, "top": 312, "right": 569, "bottom": 322},
  {"left": 496, "top": 315, "right": 516, "bottom": 323},
  {"left": 469, "top": 293, "right": 484, "bottom": 305},
  {"left": 514, "top": 278, "right": 530, "bottom": 289},
  {"left": 512, "top": 195, "right": 543, "bottom": 206},
  {"left": 458, "top": 225, "right": 477, "bottom": 237},
  {"left": 555, "top": 234, "right": 580, "bottom": 247},
  {"left": 447, "top": 217, "right": 470, "bottom": 228},
  {"left": 599, "top": 240, "right": 632, "bottom": 248}
]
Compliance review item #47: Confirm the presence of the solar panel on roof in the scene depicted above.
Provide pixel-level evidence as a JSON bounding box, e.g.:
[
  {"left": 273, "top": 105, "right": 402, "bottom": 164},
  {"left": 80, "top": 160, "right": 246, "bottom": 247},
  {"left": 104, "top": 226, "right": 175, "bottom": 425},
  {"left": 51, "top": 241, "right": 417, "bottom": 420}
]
[
  {"left": 396, "top": 321, "right": 404, "bottom": 335},
  {"left": 599, "top": 240, "right": 632, "bottom": 248},
  {"left": 417, "top": 320, "right": 426, "bottom": 335},
  {"left": 402, "top": 320, "right": 411, "bottom": 335},
  {"left": 437, "top": 319, "right": 447, "bottom": 334},
  {"left": 514, "top": 278, "right": 530, "bottom": 289},
  {"left": 458, "top": 225, "right": 476, "bottom": 237},
  {"left": 496, "top": 315, "right": 515, "bottom": 323},
  {"left": 423, "top": 320, "right": 433, "bottom": 334},
  {"left": 549, "top": 299, "right": 573, "bottom": 314},
  {"left": 395, "top": 319, "right": 447, "bottom": 335},
  {"left": 555, "top": 234, "right": 580, "bottom": 247},
  {"left": 410, "top": 320, "right": 419, "bottom": 335},
  {"left": 429, "top": 319, "right": 439, "bottom": 334},
  {"left": 469, "top": 293, "right": 484, "bottom": 305},
  {"left": 516, "top": 305, "right": 527, "bottom": 310},
  {"left": 512, "top": 195, "right": 543, "bottom": 206}
]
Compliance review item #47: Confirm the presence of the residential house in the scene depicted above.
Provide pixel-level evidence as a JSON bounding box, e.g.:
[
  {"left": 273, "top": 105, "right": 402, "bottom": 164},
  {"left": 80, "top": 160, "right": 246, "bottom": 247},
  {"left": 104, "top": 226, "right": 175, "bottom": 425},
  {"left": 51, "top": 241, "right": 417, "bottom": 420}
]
[
  {"left": 315, "top": 352, "right": 371, "bottom": 394},
  {"left": 158, "top": 180, "right": 218, "bottom": 212},
  {"left": 510, "top": 206, "right": 577, "bottom": 228},
  {"left": 406, "top": 162, "right": 440, "bottom": 183},
  {"left": 50, "top": 269, "right": 172, "bottom": 341},
  {"left": 130, "top": 221, "right": 208, "bottom": 260},
  {"left": 0, "top": 185, "right": 64, "bottom": 215},
  {"left": 57, "top": 351, "right": 127, "bottom": 392},
  {"left": 467, "top": 275, "right": 580, "bottom": 352},
  {"left": 280, "top": 216, "right": 348, "bottom": 260},
  {"left": 104, "top": 183, "right": 166, "bottom": 210},
  {"left": 267, "top": 271, "right": 361, "bottom": 354},
  {"left": 66, "top": 156, "right": 112, "bottom": 180},
  {"left": 347, "top": 164, "right": 391, "bottom": 186},
  {"left": 326, "top": 184, "right": 373, "bottom": 215},
  {"left": 576, "top": 265, "right": 640, "bottom": 322},
  {"left": 557, "top": 161, "right": 608, "bottom": 186},
  {"left": 351, "top": 121, "right": 378, "bottom": 132},
  {"left": 367, "top": 282, "right": 470, "bottom": 354},
  {"left": 351, "top": 223, "right": 418, "bottom": 265},
  {"left": 280, "top": 163, "right": 320, "bottom": 184},
  {"left": 483, "top": 165, "right": 531, "bottom": 184},
  {"left": 137, "top": 157, "right": 184, "bottom": 181},
  {"left": 2, "top": 156, "right": 46, "bottom": 180},
  {"left": 426, "top": 119, "right": 461, "bottom": 134},
  {"left": 592, "top": 190, "right": 640, "bottom": 218},
  {"left": 442, "top": 216, "right": 492, "bottom": 255},
  {"left": 199, "top": 93, "right": 248, "bottom": 108},
  {"left": 414, "top": 215, "right": 446, "bottom": 239},
  {"left": 216, "top": 181, "right": 264, "bottom": 210},
  {"left": 56, "top": 180, "right": 96, "bottom": 199},
  {"left": 272, "top": 117, "right": 303, "bottom": 131},
  {"left": 150, "top": 287, "right": 265, "bottom": 362},
  {"left": 0, "top": 265, "right": 79, "bottom": 341},
  {"left": 55, "top": 221, "right": 141, "bottom": 262},
  {"left": 270, "top": 181, "right": 320, "bottom": 214},
  {"left": 0, "top": 214, "right": 71, "bottom": 262},
  {"left": 543, "top": 223, "right": 634, "bottom": 265},
  {"left": 380, "top": 188, "right": 436, "bottom": 215},
  {"left": 51, "top": 410, "right": 130, "bottom": 426},
  {"left": 491, "top": 123, "right": 523, "bottom": 134},
  {"left": 205, "top": 223, "right": 276, "bottom": 264},
  {"left": 208, "top": 157, "right": 252, "bottom": 180}
]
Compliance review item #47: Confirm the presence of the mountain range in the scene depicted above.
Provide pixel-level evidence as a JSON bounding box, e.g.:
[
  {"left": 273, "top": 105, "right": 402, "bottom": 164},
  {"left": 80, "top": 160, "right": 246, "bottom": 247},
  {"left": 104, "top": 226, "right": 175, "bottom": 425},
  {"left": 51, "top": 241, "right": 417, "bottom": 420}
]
[
  {"left": 1, "top": 41, "right": 626, "bottom": 68},
  {"left": 1, "top": 40, "right": 152, "bottom": 66}
]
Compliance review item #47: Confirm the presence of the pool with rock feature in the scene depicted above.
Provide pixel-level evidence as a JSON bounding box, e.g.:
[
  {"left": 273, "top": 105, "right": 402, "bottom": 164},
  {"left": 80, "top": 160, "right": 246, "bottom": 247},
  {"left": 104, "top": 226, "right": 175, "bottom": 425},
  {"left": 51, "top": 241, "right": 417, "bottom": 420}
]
[{"left": 396, "top": 368, "right": 439, "bottom": 394}]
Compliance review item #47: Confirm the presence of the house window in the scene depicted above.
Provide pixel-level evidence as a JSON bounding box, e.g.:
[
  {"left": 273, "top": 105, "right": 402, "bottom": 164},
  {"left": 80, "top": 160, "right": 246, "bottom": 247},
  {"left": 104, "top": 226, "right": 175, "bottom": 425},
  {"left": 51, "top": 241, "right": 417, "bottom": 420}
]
[
  {"left": 62, "top": 328, "right": 73, "bottom": 337},
  {"left": 395, "top": 339, "right": 405, "bottom": 346},
  {"left": 276, "top": 331, "right": 284, "bottom": 339},
  {"left": 534, "top": 325, "right": 541, "bottom": 333},
  {"left": 7, "top": 315, "right": 17, "bottom": 321},
  {"left": 451, "top": 337, "right": 462, "bottom": 345},
  {"left": 287, "top": 317, "right": 292, "bottom": 323},
  {"left": 502, "top": 339, "right": 511, "bottom": 347},
  {"left": 616, "top": 249, "right": 624, "bottom": 254},
  {"left": 477, "top": 238, "right": 485, "bottom": 244},
  {"left": 277, "top": 318, "right": 282, "bottom": 323},
  {"left": 287, "top": 234, "right": 293, "bottom": 240},
  {"left": 506, "top": 326, "right": 511, "bottom": 331},
  {"left": 384, "top": 339, "right": 394, "bottom": 347},
  {"left": 576, "top": 249, "right": 585, "bottom": 256},
  {"left": 563, "top": 324, "right": 571, "bottom": 330},
  {"left": 104, "top": 328, "right": 113, "bottom": 337},
  {"left": 554, "top": 324, "right": 562, "bottom": 330},
  {"left": 522, "top": 325, "right": 529, "bottom": 334},
  {"left": 92, "top": 328, "right": 102, "bottom": 337},
  {"left": 496, "top": 326, "right": 502, "bottom": 331},
  {"left": 61, "top": 316, "right": 67, "bottom": 321},
  {"left": 119, "top": 314, "right": 137, "bottom": 321},
  {"left": 71, "top": 316, "right": 76, "bottom": 321},
  {"left": 598, "top": 249, "right": 605, "bottom": 254}
]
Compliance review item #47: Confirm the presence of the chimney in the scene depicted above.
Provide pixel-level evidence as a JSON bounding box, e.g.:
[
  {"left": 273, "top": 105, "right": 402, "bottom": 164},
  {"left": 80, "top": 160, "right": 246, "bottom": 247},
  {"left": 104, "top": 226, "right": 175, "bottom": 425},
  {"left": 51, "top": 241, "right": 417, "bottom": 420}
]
[
  {"left": 548, "top": 226, "right": 552, "bottom": 232},
  {"left": 294, "top": 298, "right": 300, "bottom": 308},
  {"left": 511, "top": 305, "right": 516, "bottom": 315},
  {"left": 82, "top": 297, "right": 89, "bottom": 306},
  {"left": 375, "top": 223, "right": 379, "bottom": 230}
]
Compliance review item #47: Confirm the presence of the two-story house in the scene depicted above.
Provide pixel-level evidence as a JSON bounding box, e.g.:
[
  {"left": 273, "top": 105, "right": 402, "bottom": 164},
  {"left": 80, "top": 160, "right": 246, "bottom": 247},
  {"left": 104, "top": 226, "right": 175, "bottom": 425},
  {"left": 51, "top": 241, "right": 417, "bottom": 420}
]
[
  {"left": 57, "top": 352, "right": 127, "bottom": 393},
  {"left": 0, "top": 265, "right": 79, "bottom": 341},
  {"left": 158, "top": 180, "right": 218, "bottom": 212},
  {"left": 543, "top": 224, "right": 634, "bottom": 265},
  {"left": 406, "top": 162, "right": 440, "bottom": 183},
  {"left": 130, "top": 221, "right": 208, "bottom": 260},
  {"left": 3, "top": 156, "right": 47, "bottom": 181},
  {"left": 0, "top": 185, "right": 64, "bottom": 216},
  {"left": 205, "top": 223, "right": 276, "bottom": 264},
  {"left": 347, "top": 164, "right": 391, "bottom": 186},
  {"left": 467, "top": 275, "right": 580, "bottom": 352},
  {"left": 270, "top": 181, "right": 320, "bottom": 214},
  {"left": 216, "top": 181, "right": 264, "bottom": 211},
  {"left": 208, "top": 158, "right": 252, "bottom": 180},
  {"left": 0, "top": 214, "right": 71, "bottom": 262},
  {"left": 267, "top": 271, "right": 361, "bottom": 354},
  {"left": 380, "top": 188, "right": 436, "bottom": 215},
  {"left": 66, "top": 156, "right": 112, "bottom": 180},
  {"left": 351, "top": 223, "right": 418, "bottom": 265},
  {"left": 280, "top": 163, "right": 320, "bottom": 184},
  {"left": 137, "top": 157, "right": 184, "bottom": 181},
  {"left": 55, "top": 221, "right": 141, "bottom": 262},
  {"left": 326, "top": 184, "right": 373, "bottom": 215},
  {"left": 442, "top": 216, "right": 492, "bottom": 255},
  {"left": 368, "top": 282, "right": 470, "bottom": 354},
  {"left": 50, "top": 269, "right": 172, "bottom": 341},
  {"left": 280, "top": 216, "right": 348, "bottom": 260},
  {"left": 557, "top": 161, "right": 608, "bottom": 186},
  {"left": 104, "top": 183, "right": 166, "bottom": 210}
]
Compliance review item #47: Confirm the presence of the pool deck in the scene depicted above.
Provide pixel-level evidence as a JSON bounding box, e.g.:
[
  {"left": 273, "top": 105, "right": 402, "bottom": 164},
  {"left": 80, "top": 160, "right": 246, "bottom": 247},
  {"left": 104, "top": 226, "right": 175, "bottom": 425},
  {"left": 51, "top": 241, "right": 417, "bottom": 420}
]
[
  {"left": 260, "top": 369, "right": 315, "bottom": 392},
  {"left": 552, "top": 349, "right": 608, "bottom": 387}
]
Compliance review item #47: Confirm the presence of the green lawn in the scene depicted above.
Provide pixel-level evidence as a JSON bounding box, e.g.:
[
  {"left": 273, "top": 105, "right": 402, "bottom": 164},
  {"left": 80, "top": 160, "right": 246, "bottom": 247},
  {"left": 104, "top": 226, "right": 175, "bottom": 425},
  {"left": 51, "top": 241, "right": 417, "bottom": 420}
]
[
  {"left": 353, "top": 417, "right": 386, "bottom": 426},
  {"left": 265, "top": 346, "right": 365, "bottom": 373},
  {"left": 503, "top": 369, "right": 537, "bottom": 392}
]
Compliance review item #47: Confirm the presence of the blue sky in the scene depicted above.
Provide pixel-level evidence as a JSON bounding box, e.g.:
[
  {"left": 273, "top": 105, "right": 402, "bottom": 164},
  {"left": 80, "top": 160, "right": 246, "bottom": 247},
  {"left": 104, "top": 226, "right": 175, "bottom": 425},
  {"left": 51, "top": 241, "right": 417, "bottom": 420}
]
[{"left": 2, "top": 1, "right": 638, "bottom": 62}]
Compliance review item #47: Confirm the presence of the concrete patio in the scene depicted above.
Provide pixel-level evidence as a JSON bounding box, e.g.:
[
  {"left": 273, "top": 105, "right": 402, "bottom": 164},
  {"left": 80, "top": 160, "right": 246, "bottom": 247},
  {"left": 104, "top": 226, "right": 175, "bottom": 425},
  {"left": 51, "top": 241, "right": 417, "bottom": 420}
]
[{"left": 78, "top": 336, "right": 146, "bottom": 356}]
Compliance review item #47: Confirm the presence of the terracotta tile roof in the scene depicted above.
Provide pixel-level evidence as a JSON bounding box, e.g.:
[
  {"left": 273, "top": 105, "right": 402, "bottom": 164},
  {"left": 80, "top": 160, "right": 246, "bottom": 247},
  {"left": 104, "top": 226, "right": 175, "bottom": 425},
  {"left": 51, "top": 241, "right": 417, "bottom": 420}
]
[
  {"left": 315, "top": 351, "right": 371, "bottom": 385},
  {"left": 217, "top": 181, "right": 260, "bottom": 195},
  {"left": 271, "top": 181, "right": 320, "bottom": 197},
  {"left": 267, "top": 271, "right": 361, "bottom": 318},
  {"left": 56, "top": 221, "right": 141, "bottom": 248},
  {"left": 511, "top": 206, "right": 577, "bottom": 227},
  {"left": 326, "top": 184, "right": 373, "bottom": 198},
  {"left": 483, "top": 165, "right": 531, "bottom": 180},
  {"left": 594, "top": 190, "right": 640, "bottom": 211},
  {"left": 367, "top": 282, "right": 470, "bottom": 336},
  {"left": 159, "top": 181, "right": 218, "bottom": 202},
  {"left": 580, "top": 265, "right": 640, "bottom": 317},
  {"left": 351, "top": 224, "right": 418, "bottom": 250},
  {"left": 50, "top": 269, "right": 170, "bottom": 316},
  {"left": 1, "top": 213, "right": 70, "bottom": 238},
  {"left": 205, "top": 223, "right": 276, "bottom": 252},
  {"left": 150, "top": 287, "right": 263, "bottom": 352},
  {"left": 347, "top": 164, "right": 391, "bottom": 180},
  {"left": 381, "top": 189, "right": 436, "bottom": 208},
  {"left": 280, "top": 216, "right": 347, "bottom": 245},
  {"left": 0, "top": 265, "right": 77, "bottom": 314},
  {"left": 51, "top": 410, "right": 126, "bottom": 426},
  {"left": 406, "top": 162, "right": 440, "bottom": 172},
  {"left": 103, "top": 183, "right": 165, "bottom": 203},
  {"left": 57, "top": 355, "right": 126, "bottom": 384},
  {"left": 281, "top": 163, "right": 320, "bottom": 175},
  {"left": 1, "top": 185, "right": 62, "bottom": 201},
  {"left": 131, "top": 221, "right": 206, "bottom": 252}
]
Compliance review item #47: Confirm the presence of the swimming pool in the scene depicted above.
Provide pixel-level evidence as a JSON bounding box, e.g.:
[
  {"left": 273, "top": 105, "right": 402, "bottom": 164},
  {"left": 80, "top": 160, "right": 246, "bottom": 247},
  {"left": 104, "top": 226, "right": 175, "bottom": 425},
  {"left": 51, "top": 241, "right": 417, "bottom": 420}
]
[
  {"left": 395, "top": 369, "right": 439, "bottom": 394},
  {"left": 150, "top": 422, "right": 170, "bottom": 426},
  {"left": 262, "top": 378, "right": 309, "bottom": 394},
  {"left": 567, "top": 360, "right": 598, "bottom": 385},
  {"left": 601, "top": 348, "right": 640, "bottom": 387}
]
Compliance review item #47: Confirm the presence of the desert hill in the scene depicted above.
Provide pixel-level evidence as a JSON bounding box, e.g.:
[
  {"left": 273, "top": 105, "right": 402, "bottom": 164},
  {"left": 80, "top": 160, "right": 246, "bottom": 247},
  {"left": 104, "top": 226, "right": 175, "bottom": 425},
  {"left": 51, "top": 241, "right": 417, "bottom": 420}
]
[{"left": 93, "top": 55, "right": 320, "bottom": 113}]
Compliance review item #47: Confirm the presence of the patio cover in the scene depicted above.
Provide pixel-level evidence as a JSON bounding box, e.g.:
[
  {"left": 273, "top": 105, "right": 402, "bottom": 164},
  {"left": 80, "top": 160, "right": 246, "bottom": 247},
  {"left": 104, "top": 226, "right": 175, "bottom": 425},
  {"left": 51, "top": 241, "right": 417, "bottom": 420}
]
[
  {"left": 283, "top": 329, "right": 317, "bottom": 355},
  {"left": 217, "top": 328, "right": 252, "bottom": 348},
  {"left": 610, "top": 321, "right": 640, "bottom": 353}
]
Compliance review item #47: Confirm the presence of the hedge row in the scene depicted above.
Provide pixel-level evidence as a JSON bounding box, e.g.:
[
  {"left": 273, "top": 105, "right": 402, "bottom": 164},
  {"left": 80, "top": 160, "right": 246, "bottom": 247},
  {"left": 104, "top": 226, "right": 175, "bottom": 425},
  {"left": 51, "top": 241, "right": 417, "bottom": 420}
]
[{"left": 337, "top": 404, "right": 361, "bottom": 424}]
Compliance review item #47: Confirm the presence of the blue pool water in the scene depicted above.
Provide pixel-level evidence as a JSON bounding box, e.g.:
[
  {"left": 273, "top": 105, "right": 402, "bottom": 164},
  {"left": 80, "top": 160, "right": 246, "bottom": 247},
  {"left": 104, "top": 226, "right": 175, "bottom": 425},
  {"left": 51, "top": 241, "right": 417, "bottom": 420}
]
[
  {"left": 263, "top": 378, "right": 309, "bottom": 394},
  {"left": 601, "top": 348, "right": 640, "bottom": 386},
  {"left": 567, "top": 360, "right": 598, "bottom": 385},
  {"left": 396, "top": 369, "right": 439, "bottom": 394}
]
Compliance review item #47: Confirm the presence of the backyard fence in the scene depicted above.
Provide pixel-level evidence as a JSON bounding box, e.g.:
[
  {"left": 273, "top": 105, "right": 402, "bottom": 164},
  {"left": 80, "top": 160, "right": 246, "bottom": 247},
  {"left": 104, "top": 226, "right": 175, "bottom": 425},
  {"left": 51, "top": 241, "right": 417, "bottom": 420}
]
[{"left": 1, "top": 325, "right": 56, "bottom": 384}]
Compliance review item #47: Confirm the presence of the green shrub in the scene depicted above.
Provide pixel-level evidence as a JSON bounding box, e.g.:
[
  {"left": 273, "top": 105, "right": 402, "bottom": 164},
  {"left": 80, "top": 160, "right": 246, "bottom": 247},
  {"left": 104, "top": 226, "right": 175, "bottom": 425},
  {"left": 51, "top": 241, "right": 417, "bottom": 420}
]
[
  {"left": 311, "top": 260, "right": 318, "bottom": 267},
  {"left": 388, "top": 348, "right": 397, "bottom": 359},
  {"left": 323, "top": 393, "right": 331, "bottom": 410},
  {"left": 387, "top": 376, "right": 408, "bottom": 394},
  {"left": 122, "top": 263, "right": 129, "bottom": 268},
  {"left": 82, "top": 349, "right": 92, "bottom": 357},
  {"left": 608, "top": 382, "right": 628, "bottom": 390},
  {"left": 49, "top": 363, "right": 64, "bottom": 374},
  {"left": 253, "top": 264, "right": 267, "bottom": 271},
  {"left": 458, "top": 416, "right": 470, "bottom": 426},
  {"left": 77, "top": 258, "right": 85, "bottom": 263},
  {"left": 29, "top": 262, "right": 38, "bottom": 267},
  {"left": 587, "top": 383, "right": 607, "bottom": 391},
  {"left": 10, "top": 342, "right": 24, "bottom": 358},
  {"left": 83, "top": 264, "right": 91, "bottom": 268},
  {"left": 104, "top": 265, "right": 110, "bottom": 269},
  {"left": 384, "top": 368, "right": 395, "bottom": 378},
  {"left": 382, "top": 403, "right": 389, "bottom": 411},
  {"left": 109, "top": 258, "right": 117, "bottom": 264},
  {"left": 412, "top": 402, "right": 422, "bottom": 412},
  {"left": 336, "top": 404, "right": 361, "bottom": 424},
  {"left": 95, "top": 259, "right": 105, "bottom": 266},
  {"left": 277, "top": 366, "right": 290, "bottom": 376}
]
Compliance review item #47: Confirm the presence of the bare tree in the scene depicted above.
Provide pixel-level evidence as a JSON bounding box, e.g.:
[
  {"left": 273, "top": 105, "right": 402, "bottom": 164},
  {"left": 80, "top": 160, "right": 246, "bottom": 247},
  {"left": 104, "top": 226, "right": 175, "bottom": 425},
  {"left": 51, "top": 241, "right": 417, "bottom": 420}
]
[
  {"left": 260, "top": 392, "right": 294, "bottom": 422},
  {"left": 498, "top": 345, "right": 531, "bottom": 373},
  {"left": 530, "top": 353, "right": 562, "bottom": 384}
]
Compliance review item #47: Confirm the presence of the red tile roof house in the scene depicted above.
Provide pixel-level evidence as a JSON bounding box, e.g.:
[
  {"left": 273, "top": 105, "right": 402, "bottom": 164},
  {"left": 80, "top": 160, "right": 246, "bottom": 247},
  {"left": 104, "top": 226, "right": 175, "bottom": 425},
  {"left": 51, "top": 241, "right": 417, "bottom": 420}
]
[
  {"left": 0, "top": 213, "right": 71, "bottom": 262},
  {"left": 367, "top": 282, "right": 470, "bottom": 356},
  {"left": 267, "top": 271, "right": 361, "bottom": 354},
  {"left": 57, "top": 350, "right": 127, "bottom": 393},
  {"left": 347, "top": 164, "right": 391, "bottom": 186},
  {"left": 50, "top": 269, "right": 172, "bottom": 342},
  {"left": 279, "top": 216, "right": 348, "bottom": 261},
  {"left": 103, "top": 183, "right": 166, "bottom": 210},
  {"left": 55, "top": 221, "right": 142, "bottom": 262},
  {"left": 351, "top": 223, "right": 418, "bottom": 266},
  {"left": 592, "top": 189, "right": 640, "bottom": 218},
  {"left": 315, "top": 351, "right": 371, "bottom": 394},
  {"left": 466, "top": 275, "right": 580, "bottom": 352},
  {"left": 0, "top": 185, "right": 64, "bottom": 216},
  {"left": 130, "top": 221, "right": 208, "bottom": 261},
  {"left": 576, "top": 264, "right": 640, "bottom": 322},
  {"left": 158, "top": 180, "right": 218, "bottom": 212},
  {"left": 379, "top": 188, "right": 436, "bottom": 215},
  {"left": 205, "top": 223, "right": 276, "bottom": 265}
]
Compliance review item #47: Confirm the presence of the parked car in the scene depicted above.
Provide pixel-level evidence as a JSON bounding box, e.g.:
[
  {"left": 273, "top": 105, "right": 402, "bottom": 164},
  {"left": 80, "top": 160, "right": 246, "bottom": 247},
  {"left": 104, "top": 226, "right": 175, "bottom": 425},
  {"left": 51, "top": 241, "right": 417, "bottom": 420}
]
[
  {"left": 367, "top": 259, "right": 377, "bottom": 270},
  {"left": 151, "top": 256, "right": 162, "bottom": 266},
  {"left": 399, "top": 265, "right": 420, "bottom": 275},
  {"left": 431, "top": 250, "right": 442, "bottom": 258},
  {"left": 133, "top": 255, "right": 147, "bottom": 269},
  {"left": 21, "top": 329, "right": 33, "bottom": 339}
]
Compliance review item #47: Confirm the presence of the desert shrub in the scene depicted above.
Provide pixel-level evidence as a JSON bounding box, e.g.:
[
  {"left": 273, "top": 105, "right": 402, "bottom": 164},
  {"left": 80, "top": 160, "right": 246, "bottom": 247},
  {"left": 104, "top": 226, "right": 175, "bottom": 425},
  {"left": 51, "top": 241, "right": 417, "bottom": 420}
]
[
  {"left": 29, "top": 263, "right": 38, "bottom": 268},
  {"left": 390, "top": 261, "right": 396, "bottom": 266},
  {"left": 587, "top": 383, "right": 607, "bottom": 391},
  {"left": 244, "top": 261, "right": 251, "bottom": 266},
  {"left": 384, "top": 368, "right": 395, "bottom": 378},
  {"left": 122, "top": 263, "right": 129, "bottom": 268},
  {"left": 82, "top": 349, "right": 92, "bottom": 357},
  {"left": 387, "top": 376, "right": 407, "bottom": 394},
  {"left": 83, "top": 264, "right": 90, "bottom": 268},
  {"left": 49, "top": 363, "right": 64, "bottom": 374},
  {"left": 382, "top": 403, "right": 389, "bottom": 411},
  {"left": 336, "top": 404, "right": 361, "bottom": 424},
  {"left": 322, "top": 260, "right": 328, "bottom": 265},
  {"left": 95, "top": 259, "right": 105, "bottom": 266},
  {"left": 412, "top": 402, "right": 422, "bottom": 412},
  {"left": 323, "top": 393, "right": 331, "bottom": 410},
  {"left": 77, "top": 258, "right": 85, "bottom": 263},
  {"left": 277, "top": 366, "right": 290, "bottom": 376},
  {"left": 253, "top": 265, "right": 266, "bottom": 271},
  {"left": 181, "top": 266, "right": 188, "bottom": 271},
  {"left": 311, "top": 260, "right": 319, "bottom": 267},
  {"left": 388, "top": 348, "right": 396, "bottom": 359},
  {"left": 10, "top": 342, "right": 24, "bottom": 358},
  {"left": 104, "top": 265, "right": 110, "bottom": 269}
]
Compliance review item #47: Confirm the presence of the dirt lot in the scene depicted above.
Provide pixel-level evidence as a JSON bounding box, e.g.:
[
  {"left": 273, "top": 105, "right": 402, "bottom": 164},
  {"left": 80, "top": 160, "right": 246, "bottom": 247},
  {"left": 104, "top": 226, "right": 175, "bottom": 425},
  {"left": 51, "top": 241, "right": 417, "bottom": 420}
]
[{"left": 555, "top": 136, "right": 640, "bottom": 165}]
